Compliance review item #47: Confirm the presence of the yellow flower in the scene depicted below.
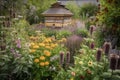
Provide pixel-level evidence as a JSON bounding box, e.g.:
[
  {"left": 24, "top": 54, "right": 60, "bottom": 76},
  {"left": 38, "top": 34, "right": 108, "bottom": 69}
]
[
  {"left": 30, "top": 42, "right": 35, "bottom": 46},
  {"left": 58, "top": 40, "right": 63, "bottom": 43},
  {"left": 50, "top": 43, "right": 56, "bottom": 48},
  {"left": 62, "top": 38, "right": 67, "bottom": 42},
  {"left": 47, "top": 38, "right": 52, "bottom": 42},
  {"left": 44, "top": 50, "right": 51, "bottom": 56},
  {"left": 40, "top": 62, "right": 45, "bottom": 66},
  {"left": 54, "top": 43, "right": 58, "bottom": 47},
  {"left": 45, "top": 46, "right": 51, "bottom": 49},
  {"left": 39, "top": 56, "right": 45, "bottom": 60},
  {"left": 79, "top": 61, "right": 83, "bottom": 65},
  {"left": 45, "top": 43, "right": 50, "bottom": 46},
  {"left": 88, "top": 61, "right": 93, "bottom": 66},
  {"left": 30, "top": 36, "right": 34, "bottom": 40},
  {"left": 70, "top": 78, "right": 74, "bottom": 80},
  {"left": 79, "top": 49, "right": 85, "bottom": 54},
  {"left": 34, "top": 59, "right": 39, "bottom": 63},
  {"left": 33, "top": 45, "right": 39, "bottom": 49},
  {"left": 44, "top": 61, "right": 49, "bottom": 66},
  {"left": 30, "top": 49, "right": 36, "bottom": 53},
  {"left": 44, "top": 39, "right": 49, "bottom": 43},
  {"left": 39, "top": 43, "right": 45, "bottom": 47}
]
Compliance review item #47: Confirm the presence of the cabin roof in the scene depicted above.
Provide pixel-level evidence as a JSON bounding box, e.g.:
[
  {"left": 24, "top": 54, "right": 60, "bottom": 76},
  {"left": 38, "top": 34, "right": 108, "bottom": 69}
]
[{"left": 42, "top": 1, "right": 73, "bottom": 16}]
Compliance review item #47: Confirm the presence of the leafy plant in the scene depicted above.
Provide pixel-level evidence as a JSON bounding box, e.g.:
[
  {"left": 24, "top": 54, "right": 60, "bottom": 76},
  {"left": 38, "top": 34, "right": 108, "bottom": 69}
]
[
  {"left": 75, "top": 28, "right": 88, "bottom": 37},
  {"left": 56, "top": 30, "right": 72, "bottom": 39},
  {"left": 79, "top": 3, "right": 98, "bottom": 20},
  {"left": 66, "top": 1, "right": 80, "bottom": 19},
  {"left": 41, "top": 28, "right": 57, "bottom": 37}
]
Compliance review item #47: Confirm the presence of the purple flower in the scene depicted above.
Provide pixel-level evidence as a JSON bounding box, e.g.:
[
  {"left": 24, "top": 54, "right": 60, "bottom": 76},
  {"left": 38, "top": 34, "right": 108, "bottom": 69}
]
[
  {"left": 10, "top": 48, "right": 15, "bottom": 54},
  {"left": 90, "top": 42, "right": 95, "bottom": 49},
  {"left": 10, "top": 48, "right": 21, "bottom": 58},
  {"left": 103, "top": 42, "right": 111, "bottom": 56},
  {"left": 109, "top": 54, "right": 119, "bottom": 70},
  {"left": 89, "top": 25, "right": 94, "bottom": 35},
  {"left": 59, "top": 51, "right": 64, "bottom": 65},
  {"left": 14, "top": 52, "right": 21, "bottom": 58},
  {"left": 16, "top": 38, "right": 21, "bottom": 48},
  {"left": 66, "top": 51, "right": 70, "bottom": 64},
  {"left": 96, "top": 49, "right": 102, "bottom": 62}
]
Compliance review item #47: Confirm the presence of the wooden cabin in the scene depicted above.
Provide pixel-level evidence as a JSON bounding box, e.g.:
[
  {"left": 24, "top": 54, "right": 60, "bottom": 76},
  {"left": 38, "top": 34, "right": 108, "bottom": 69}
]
[{"left": 42, "top": 1, "right": 73, "bottom": 27}]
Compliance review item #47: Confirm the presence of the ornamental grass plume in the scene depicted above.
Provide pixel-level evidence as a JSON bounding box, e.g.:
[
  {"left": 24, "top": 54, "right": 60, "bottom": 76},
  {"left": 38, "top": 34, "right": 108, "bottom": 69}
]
[
  {"left": 80, "top": 75, "right": 85, "bottom": 80},
  {"left": 117, "top": 56, "right": 120, "bottom": 69},
  {"left": 103, "top": 42, "right": 111, "bottom": 56},
  {"left": 66, "top": 51, "right": 70, "bottom": 64},
  {"left": 65, "top": 35, "right": 83, "bottom": 63},
  {"left": 90, "top": 42, "right": 95, "bottom": 49},
  {"left": 96, "top": 48, "right": 102, "bottom": 62},
  {"left": 59, "top": 51, "right": 64, "bottom": 66},
  {"left": 89, "top": 25, "right": 94, "bottom": 35},
  {"left": 109, "top": 54, "right": 119, "bottom": 70}
]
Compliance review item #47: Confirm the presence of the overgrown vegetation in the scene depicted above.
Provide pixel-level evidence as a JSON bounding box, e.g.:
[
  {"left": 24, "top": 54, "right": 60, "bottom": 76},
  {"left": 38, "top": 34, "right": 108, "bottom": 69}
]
[{"left": 96, "top": 0, "right": 120, "bottom": 48}]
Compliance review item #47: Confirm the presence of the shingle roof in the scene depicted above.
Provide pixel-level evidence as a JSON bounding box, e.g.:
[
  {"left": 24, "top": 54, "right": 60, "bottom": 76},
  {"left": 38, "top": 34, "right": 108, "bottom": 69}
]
[
  {"left": 42, "top": 1, "right": 73, "bottom": 16},
  {"left": 42, "top": 8, "right": 73, "bottom": 16}
]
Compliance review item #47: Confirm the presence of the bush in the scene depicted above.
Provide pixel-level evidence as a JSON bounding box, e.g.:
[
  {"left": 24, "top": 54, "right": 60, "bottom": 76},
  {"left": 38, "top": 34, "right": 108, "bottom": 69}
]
[
  {"left": 75, "top": 28, "right": 88, "bottom": 37},
  {"left": 41, "top": 28, "right": 57, "bottom": 37},
  {"left": 65, "top": 35, "right": 83, "bottom": 63},
  {"left": 56, "top": 30, "right": 72, "bottom": 39},
  {"left": 66, "top": 1, "right": 80, "bottom": 19},
  {"left": 94, "top": 28, "right": 104, "bottom": 47},
  {"left": 79, "top": 3, "right": 98, "bottom": 20}
]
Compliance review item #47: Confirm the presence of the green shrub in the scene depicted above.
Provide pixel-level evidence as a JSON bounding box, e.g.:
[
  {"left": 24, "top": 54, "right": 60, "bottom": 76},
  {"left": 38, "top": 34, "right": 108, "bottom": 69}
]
[
  {"left": 56, "top": 30, "right": 72, "bottom": 39},
  {"left": 79, "top": 3, "right": 98, "bottom": 20},
  {"left": 94, "top": 28, "right": 104, "bottom": 47},
  {"left": 41, "top": 28, "right": 57, "bottom": 37},
  {"left": 75, "top": 28, "right": 88, "bottom": 37},
  {"left": 66, "top": 1, "right": 80, "bottom": 19}
]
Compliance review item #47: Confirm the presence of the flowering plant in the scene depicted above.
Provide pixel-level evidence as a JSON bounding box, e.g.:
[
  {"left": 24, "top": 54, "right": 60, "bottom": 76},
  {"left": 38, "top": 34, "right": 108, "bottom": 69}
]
[{"left": 29, "top": 32, "right": 67, "bottom": 79}]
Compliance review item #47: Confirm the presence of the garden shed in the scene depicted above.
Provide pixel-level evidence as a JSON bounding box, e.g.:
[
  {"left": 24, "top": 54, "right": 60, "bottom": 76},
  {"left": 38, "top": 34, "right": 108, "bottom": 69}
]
[{"left": 42, "top": 1, "right": 73, "bottom": 27}]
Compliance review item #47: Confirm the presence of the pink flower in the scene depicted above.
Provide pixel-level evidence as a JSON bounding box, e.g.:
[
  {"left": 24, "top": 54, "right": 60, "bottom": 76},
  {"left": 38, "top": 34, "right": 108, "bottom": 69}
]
[
  {"left": 59, "top": 51, "right": 64, "bottom": 66},
  {"left": 16, "top": 38, "right": 21, "bottom": 48},
  {"left": 71, "top": 72, "right": 76, "bottom": 76},
  {"left": 66, "top": 51, "right": 70, "bottom": 64}
]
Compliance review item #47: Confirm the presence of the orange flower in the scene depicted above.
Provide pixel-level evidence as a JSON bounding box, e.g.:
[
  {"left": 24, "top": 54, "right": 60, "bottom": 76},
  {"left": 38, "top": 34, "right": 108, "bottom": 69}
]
[
  {"left": 39, "top": 56, "right": 45, "bottom": 60},
  {"left": 40, "top": 62, "right": 45, "bottom": 66},
  {"left": 44, "top": 61, "right": 49, "bottom": 66},
  {"left": 44, "top": 50, "right": 51, "bottom": 56},
  {"left": 34, "top": 59, "right": 39, "bottom": 63}
]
